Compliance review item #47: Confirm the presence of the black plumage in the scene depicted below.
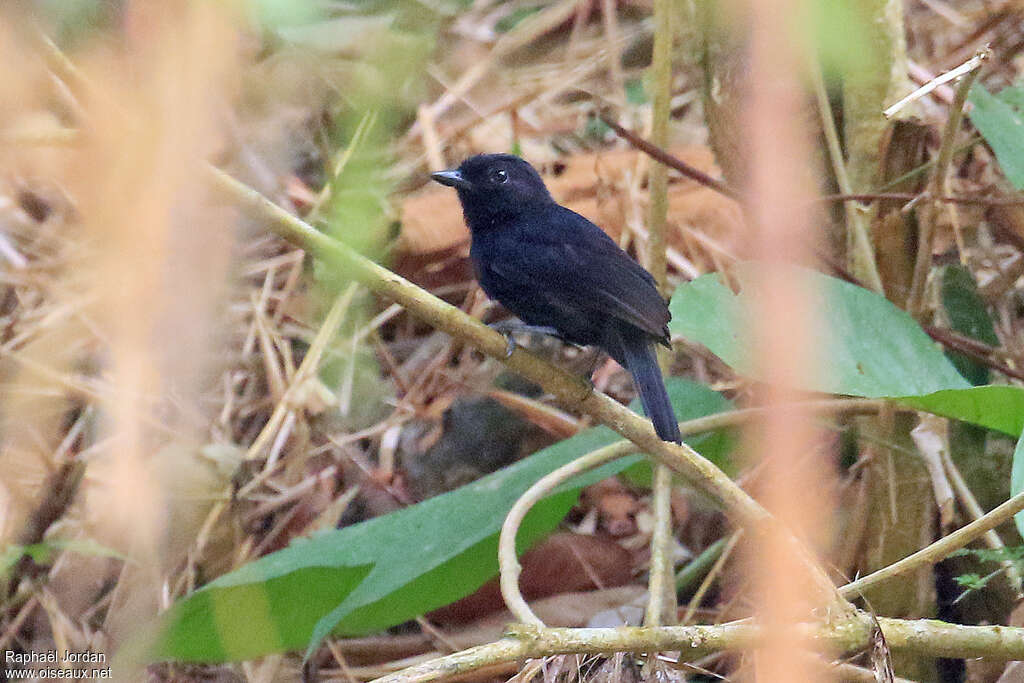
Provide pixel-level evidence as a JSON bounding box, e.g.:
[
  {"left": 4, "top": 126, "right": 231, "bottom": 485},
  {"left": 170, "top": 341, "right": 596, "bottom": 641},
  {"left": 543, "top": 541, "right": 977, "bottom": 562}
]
[{"left": 432, "top": 153, "right": 681, "bottom": 443}]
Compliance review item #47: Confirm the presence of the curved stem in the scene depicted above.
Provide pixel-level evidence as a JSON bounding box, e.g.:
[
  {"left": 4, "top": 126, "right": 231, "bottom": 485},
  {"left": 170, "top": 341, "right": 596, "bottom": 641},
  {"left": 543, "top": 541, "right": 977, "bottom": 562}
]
[
  {"left": 497, "top": 400, "right": 887, "bottom": 626},
  {"left": 499, "top": 441, "right": 638, "bottom": 625}
]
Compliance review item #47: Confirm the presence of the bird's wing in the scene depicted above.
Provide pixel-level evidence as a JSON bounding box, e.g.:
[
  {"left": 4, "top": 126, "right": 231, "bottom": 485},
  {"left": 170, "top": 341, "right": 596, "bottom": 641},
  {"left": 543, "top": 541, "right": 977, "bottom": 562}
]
[{"left": 488, "top": 206, "right": 671, "bottom": 341}]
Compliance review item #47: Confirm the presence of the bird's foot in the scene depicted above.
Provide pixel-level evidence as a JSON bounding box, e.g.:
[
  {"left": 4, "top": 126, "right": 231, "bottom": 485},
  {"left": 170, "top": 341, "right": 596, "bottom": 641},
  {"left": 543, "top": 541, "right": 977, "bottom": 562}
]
[{"left": 488, "top": 320, "right": 563, "bottom": 359}]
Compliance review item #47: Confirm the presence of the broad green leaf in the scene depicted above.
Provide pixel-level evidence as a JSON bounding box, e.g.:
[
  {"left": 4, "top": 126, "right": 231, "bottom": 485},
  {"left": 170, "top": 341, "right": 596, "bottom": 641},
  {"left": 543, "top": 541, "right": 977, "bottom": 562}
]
[
  {"left": 156, "top": 565, "right": 374, "bottom": 662},
  {"left": 969, "top": 83, "right": 1024, "bottom": 190},
  {"left": 898, "top": 386, "right": 1024, "bottom": 437},
  {"left": 1011, "top": 433, "right": 1024, "bottom": 539},
  {"left": 669, "top": 267, "right": 1024, "bottom": 436},
  {"left": 670, "top": 267, "right": 968, "bottom": 395},
  {"left": 153, "top": 379, "right": 733, "bottom": 662}
]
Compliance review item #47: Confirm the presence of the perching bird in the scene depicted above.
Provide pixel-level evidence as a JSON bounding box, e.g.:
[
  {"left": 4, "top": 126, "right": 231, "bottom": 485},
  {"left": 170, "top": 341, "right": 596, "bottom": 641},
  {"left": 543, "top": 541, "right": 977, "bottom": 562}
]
[{"left": 431, "top": 154, "right": 680, "bottom": 443}]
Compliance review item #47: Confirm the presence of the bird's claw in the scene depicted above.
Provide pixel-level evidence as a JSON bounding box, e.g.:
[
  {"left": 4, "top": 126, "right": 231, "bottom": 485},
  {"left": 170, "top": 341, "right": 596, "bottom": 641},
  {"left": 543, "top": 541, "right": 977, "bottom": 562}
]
[
  {"left": 488, "top": 321, "right": 563, "bottom": 359},
  {"left": 502, "top": 331, "right": 517, "bottom": 359},
  {"left": 488, "top": 321, "right": 519, "bottom": 358}
]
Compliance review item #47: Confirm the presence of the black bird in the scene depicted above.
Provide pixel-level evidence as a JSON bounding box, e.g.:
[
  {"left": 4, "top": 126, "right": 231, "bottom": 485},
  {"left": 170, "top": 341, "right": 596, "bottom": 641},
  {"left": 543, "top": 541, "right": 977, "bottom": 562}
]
[{"left": 432, "top": 154, "right": 681, "bottom": 443}]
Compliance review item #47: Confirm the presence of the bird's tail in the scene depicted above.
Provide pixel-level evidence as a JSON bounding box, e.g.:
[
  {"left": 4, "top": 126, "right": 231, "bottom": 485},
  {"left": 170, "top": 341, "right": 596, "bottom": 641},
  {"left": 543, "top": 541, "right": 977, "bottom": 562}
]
[{"left": 619, "top": 333, "right": 681, "bottom": 444}]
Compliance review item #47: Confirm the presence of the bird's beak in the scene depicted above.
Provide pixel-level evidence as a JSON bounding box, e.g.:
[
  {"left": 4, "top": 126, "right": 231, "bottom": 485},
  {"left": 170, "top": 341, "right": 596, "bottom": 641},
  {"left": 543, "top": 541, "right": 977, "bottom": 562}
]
[{"left": 431, "top": 169, "right": 472, "bottom": 191}]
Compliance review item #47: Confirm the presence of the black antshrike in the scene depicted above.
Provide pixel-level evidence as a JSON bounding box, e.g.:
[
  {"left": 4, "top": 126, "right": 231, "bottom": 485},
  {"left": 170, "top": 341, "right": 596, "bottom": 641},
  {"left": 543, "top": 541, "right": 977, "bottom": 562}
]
[{"left": 432, "top": 154, "right": 681, "bottom": 443}]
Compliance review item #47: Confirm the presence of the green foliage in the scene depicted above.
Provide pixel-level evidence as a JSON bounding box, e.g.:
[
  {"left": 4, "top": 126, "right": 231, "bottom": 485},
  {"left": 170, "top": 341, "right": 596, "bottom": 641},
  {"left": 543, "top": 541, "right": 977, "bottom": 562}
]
[
  {"left": 151, "top": 380, "right": 734, "bottom": 663},
  {"left": 278, "top": 3, "right": 438, "bottom": 431},
  {"left": 950, "top": 546, "right": 1024, "bottom": 564},
  {"left": 2, "top": 539, "right": 129, "bottom": 577},
  {"left": 952, "top": 572, "right": 989, "bottom": 591},
  {"left": 969, "top": 83, "right": 1024, "bottom": 190},
  {"left": 940, "top": 265, "right": 999, "bottom": 385},
  {"left": 250, "top": 0, "right": 329, "bottom": 30},
  {"left": 39, "top": 0, "right": 116, "bottom": 46},
  {"left": 583, "top": 115, "right": 612, "bottom": 142},
  {"left": 807, "top": 0, "right": 878, "bottom": 77},
  {"left": 625, "top": 78, "right": 648, "bottom": 105},
  {"left": 669, "top": 266, "right": 1024, "bottom": 437},
  {"left": 949, "top": 546, "right": 1024, "bottom": 599},
  {"left": 155, "top": 565, "right": 374, "bottom": 662},
  {"left": 496, "top": 6, "right": 543, "bottom": 33}
]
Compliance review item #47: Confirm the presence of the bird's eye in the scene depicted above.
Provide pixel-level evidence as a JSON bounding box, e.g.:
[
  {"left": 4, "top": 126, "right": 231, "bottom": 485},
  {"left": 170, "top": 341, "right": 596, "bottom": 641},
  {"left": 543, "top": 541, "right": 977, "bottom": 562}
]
[{"left": 492, "top": 169, "right": 509, "bottom": 184}]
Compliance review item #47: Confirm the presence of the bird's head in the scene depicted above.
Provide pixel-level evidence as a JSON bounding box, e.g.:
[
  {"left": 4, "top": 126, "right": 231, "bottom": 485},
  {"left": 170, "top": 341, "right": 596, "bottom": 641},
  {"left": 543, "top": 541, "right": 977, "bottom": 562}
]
[{"left": 431, "top": 154, "right": 553, "bottom": 228}]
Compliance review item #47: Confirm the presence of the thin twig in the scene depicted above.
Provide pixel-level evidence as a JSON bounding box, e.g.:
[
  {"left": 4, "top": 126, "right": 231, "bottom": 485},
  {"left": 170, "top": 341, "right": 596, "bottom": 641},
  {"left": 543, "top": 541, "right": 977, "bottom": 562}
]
[
  {"left": 644, "top": 0, "right": 677, "bottom": 630},
  {"left": 811, "top": 59, "right": 884, "bottom": 294},
  {"left": 839, "top": 487, "right": 1024, "bottom": 598},
  {"left": 940, "top": 450, "right": 1024, "bottom": 596},
  {"left": 680, "top": 531, "right": 742, "bottom": 625},
  {"left": 598, "top": 114, "right": 740, "bottom": 200},
  {"left": 819, "top": 191, "right": 1024, "bottom": 206},
  {"left": 600, "top": 0, "right": 625, "bottom": 98},
  {"left": 907, "top": 47, "right": 989, "bottom": 317},
  {"left": 884, "top": 49, "right": 989, "bottom": 119},
  {"left": 923, "top": 325, "right": 1024, "bottom": 382}
]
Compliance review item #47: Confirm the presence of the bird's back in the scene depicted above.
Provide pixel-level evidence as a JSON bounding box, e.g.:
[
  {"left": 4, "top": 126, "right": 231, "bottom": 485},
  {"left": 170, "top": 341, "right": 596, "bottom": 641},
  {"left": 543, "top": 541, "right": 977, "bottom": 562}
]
[{"left": 470, "top": 203, "right": 670, "bottom": 352}]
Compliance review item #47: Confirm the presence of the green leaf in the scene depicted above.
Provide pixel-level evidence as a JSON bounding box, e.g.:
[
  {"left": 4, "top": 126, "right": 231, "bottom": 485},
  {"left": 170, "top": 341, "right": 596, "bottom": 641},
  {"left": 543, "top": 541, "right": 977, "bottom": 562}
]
[
  {"left": 625, "top": 78, "right": 647, "bottom": 105},
  {"left": 1, "top": 545, "right": 26, "bottom": 575},
  {"left": 941, "top": 266, "right": 999, "bottom": 347},
  {"left": 953, "top": 572, "right": 989, "bottom": 591},
  {"left": 1012, "top": 433, "right": 1024, "bottom": 539},
  {"left": 669, "top": 266, "right": 1024, "bottom": 436},
  {"left": 670, "top": 266, "right": 969, "bottom": 395},
  {"left": 898, "top": 386, "right": 1024, "bottom": 437},
  {"left": 152, "top": 379, "right": 733, "bottom": 663},
  {"left": 808, "top": 0, "right": 878, "bottom": 78},
  {"left": 968, "top": 83, "right": 1024, "bottom": 190},
  {"left": 251, "top": 0, "right": 330, "bottom": 31},
  {"left": 2, "top": 538, "right": 129, "bottom": 577},
  {"left": 940, "top": 265, "right": 999, "bottom": 385},
  {"left": 275, "top": 15, "right": 395, "bottom": 51},
  {"left": 156, "top": 565, "right": 374, "bottom": 662}
]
